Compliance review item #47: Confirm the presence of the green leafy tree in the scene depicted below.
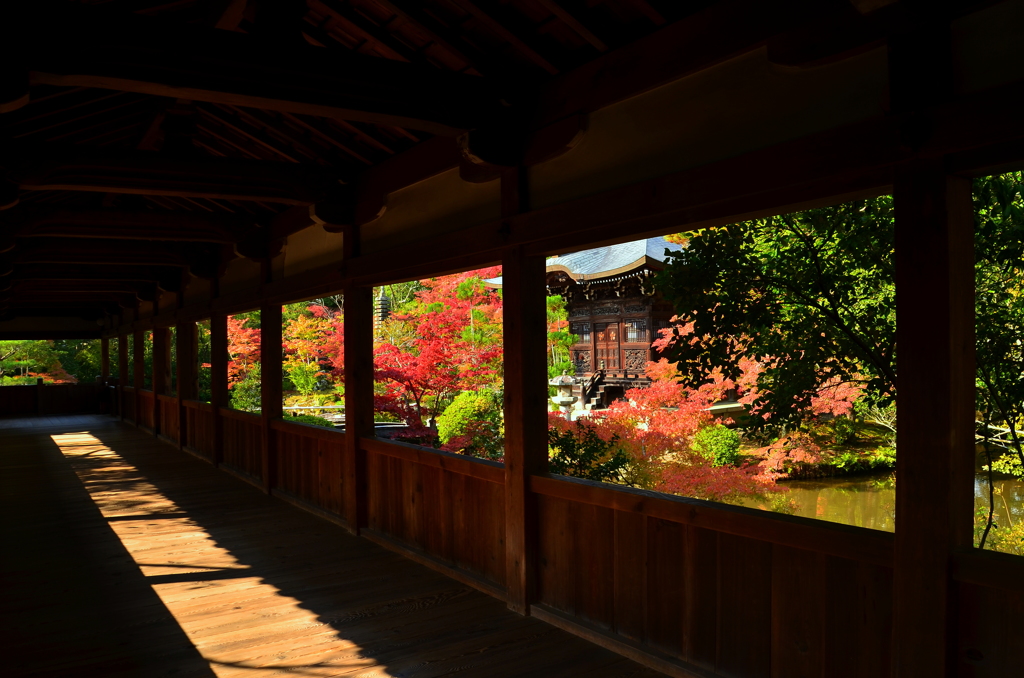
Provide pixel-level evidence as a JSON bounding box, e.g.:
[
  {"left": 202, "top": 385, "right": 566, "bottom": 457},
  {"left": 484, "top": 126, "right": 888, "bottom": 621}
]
[{"left": 657, "top": 197, "right": 896, "bottom": 428}]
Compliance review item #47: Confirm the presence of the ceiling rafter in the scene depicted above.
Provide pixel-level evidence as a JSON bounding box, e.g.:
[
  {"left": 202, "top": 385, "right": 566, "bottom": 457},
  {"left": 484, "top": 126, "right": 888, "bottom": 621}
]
[{"left": 13, "top": 2, "right": 505, "bottom": 135}]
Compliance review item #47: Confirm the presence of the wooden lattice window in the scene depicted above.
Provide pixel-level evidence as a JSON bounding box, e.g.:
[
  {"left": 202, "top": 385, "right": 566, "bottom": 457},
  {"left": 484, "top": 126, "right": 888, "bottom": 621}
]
[{"left": 625, "top": 319, "right": 648, "bottom": 343}]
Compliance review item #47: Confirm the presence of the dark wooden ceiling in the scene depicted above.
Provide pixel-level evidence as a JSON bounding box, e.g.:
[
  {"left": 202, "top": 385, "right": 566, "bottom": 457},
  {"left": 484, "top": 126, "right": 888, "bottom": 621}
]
[{"left": 0, "top": 0, "right": 988, "bottom": 324}]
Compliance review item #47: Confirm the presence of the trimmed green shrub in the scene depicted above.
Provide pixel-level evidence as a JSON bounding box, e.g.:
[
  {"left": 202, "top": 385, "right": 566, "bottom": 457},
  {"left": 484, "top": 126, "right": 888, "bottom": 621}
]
[
  {"left": 285, "top": 414, "right": 334, "bottom": 428},
  {"left": 230, "top": 363, "right": 262, "bottom": 412},
  {"left": 692, "top": 424, "right": 741, "bottom": 467},
  {"left": 436, "top": 389, "right": 504, "bottom": 460}
]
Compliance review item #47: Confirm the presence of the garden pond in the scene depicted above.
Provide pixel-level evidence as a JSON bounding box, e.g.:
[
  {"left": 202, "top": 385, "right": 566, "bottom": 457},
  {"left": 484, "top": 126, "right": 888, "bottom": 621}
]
[{"left": 749, "top": 473, "right": 1024, "bottom": 533}]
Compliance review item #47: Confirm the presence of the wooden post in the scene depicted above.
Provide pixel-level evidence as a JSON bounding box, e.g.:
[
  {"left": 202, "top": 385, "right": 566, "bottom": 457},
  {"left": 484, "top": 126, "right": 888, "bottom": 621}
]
[
  {"left": 211, "top": 312, "right": 228, "bottom": 466},
  {"left": 892, "top": 160, "right": 975, "bottom": 677},
  {"left": 177, "top": 321, "right": 198, "bottom": 450},
  {"left": 152, "top": 327, "right": 169, "bottom": 435},
  {"left": 343, "top": 224, "right": 371, "bottom": 533},
  {"left": 100, "top": 337, "right": 109, "bottom": 382},
  {"left": 118, "top": 332, "right": 128, "bottom": 421},
  {"left": 501, "top": 166, "right": 547, "bottom": 615},
  {"left": 133, "top": 329, "right": 144, "bottom": 426},
  {"left": 100, "top": 337, "right": 110, "bottom": 414},
  {"left": 261, "top": 300, "right": 282, "bottom": 493}
]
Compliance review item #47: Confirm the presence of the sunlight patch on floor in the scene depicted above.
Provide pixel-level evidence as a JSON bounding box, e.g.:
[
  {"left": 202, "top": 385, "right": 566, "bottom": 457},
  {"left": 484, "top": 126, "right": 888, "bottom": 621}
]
[{"left": 51, "top": 431, "right": 393, "bottom": 677}]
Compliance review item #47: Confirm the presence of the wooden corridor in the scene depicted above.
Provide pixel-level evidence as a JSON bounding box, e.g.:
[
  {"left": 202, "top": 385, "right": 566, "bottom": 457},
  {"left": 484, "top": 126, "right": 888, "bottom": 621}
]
[{"left": 0, "top": 415, "right": 666, "bottom": 678}]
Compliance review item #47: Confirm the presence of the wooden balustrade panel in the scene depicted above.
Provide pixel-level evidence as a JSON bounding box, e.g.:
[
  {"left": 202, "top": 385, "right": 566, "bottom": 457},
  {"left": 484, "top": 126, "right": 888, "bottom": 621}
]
[
  {"left": 535, "top": 491, "right": 894, "bottom": 678},
  {"left": 956, "top": 578, "right": 1024, "bottom": 677},
  {"left": 273, "top": 425, "right": 346, "bottom": 519},
  {"left": 136, "top": 390, "right": 155, "bottom": 429},
  {"left": 366, "top": 449, "right": 506, "bottom": 588},
  {"left": 158, "top": 396, "right": 179, "bottom": 443},
  {"left": 107, "top": 386, "right": 119, "bottom": 417},
  {"left": 0, "top": 386, "right": 37, "bottom": 415},
  {"left": 184, "top": 404, "right": 216, "bottom": 460},
  {"left": 37, "top": 384, "right": 104, "bottom": 415},
  {"left": 121, "top": 387, "right": 135, "bottom": 422},
  {"left": 221, "top": 412, "right": 263, "bottom": 479}
]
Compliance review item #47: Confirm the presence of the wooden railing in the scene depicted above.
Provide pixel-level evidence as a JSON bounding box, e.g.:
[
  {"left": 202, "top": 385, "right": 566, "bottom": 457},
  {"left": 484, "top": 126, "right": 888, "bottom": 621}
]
[
  {"left": 0, "top": 383, "right": 106, "bottom": 416},
  {"left": 106, "top": 405, "right": 1024, "bottom": 678},
  {"left": 529, "top": 473, "right": 894, "bottom": 676}
]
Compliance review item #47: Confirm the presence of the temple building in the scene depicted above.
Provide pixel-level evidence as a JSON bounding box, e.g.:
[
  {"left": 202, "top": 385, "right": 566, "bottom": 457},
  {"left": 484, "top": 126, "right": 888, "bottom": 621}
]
[{"left": 546, "top": 237, "right": 684, "bottom": 408}]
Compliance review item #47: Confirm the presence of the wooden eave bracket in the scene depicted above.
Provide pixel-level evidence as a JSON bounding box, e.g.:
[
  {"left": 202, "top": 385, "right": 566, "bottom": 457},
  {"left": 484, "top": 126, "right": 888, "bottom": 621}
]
[{"left": 458, "top": 114, "right": 588, "bottom": 183}]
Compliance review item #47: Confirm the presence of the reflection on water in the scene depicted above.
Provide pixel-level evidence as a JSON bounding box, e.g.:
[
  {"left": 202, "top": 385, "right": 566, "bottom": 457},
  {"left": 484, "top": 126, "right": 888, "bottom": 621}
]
[{"left": 745, "top": 473, "right": 1024, "bottom": 533}]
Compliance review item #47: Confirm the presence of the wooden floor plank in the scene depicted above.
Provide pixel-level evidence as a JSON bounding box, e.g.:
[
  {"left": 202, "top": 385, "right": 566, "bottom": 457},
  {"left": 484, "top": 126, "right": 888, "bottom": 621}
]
[{"left": 2, "top": 415, "right": 667, "bottom": 678}]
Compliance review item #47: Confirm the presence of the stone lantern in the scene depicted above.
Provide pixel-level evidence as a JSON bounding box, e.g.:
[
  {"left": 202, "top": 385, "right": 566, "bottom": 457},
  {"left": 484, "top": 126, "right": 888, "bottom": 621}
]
[{"left": 549, "top": 372, "right": 578, "bottom": 414}]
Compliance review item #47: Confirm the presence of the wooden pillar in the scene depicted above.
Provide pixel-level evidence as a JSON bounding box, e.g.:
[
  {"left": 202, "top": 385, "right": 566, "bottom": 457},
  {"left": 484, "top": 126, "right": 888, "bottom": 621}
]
[
  {"left": 133, "top": 329, "right": 144, "bottom": 425},
  {"left": 152, "top": 327, "right": 170, "bottom": 434},
  {"left": 501, "top": 165, "right": 547, "bottom": 615},
  {"left": 343, "top": 224, "right": 372, "bottom": 534},
  {"left": 177, "top": 321, "right": 198, "bottom": 450},
  {"left": 100, "top": 337, "right": 110, "bottom": 382},
  {"left": 117, "top": 332, "right": 128, "bottom": 421},
  {"left": 260, "top": 301, "right": 282, "bottom": 493},
  {"left": 211, "top": 313, "right": 228, "bottom": 466},
  {"left": 892, "top": 160, "right": 975, "bottom": 677}
]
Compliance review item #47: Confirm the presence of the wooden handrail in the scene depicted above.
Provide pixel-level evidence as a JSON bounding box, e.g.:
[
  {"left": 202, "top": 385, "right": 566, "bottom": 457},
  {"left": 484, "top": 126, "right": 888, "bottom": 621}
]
[
  {"left": 218, "top": 407, "right": 261, "bottom": 423},
  {"left": 182, "top": 399, "right": 215, "bottom": 412},
  {"left": 270, "top": 418, "right": 344, "bottom": 441},
  {"left": 361, "top": 436, "right": 504, "bottom": 485},
  {"left": 529, "top": 473, "right": 895, "bottom": 567}
]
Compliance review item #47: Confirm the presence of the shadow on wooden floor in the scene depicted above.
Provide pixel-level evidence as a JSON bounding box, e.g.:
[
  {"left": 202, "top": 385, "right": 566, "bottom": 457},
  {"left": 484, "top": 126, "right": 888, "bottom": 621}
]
[{"left": 1, "top": 415, "right": 664, "bottom": 678}]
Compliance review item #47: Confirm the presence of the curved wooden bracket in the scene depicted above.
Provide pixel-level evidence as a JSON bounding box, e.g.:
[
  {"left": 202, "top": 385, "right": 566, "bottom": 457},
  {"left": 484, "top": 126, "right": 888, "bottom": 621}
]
[{"left": 459, "top": 114, "right": 587, "bottom": 183}]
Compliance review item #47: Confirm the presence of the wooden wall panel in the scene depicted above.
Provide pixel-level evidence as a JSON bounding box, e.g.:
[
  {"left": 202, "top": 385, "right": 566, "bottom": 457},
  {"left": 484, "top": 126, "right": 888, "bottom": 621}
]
[
  {"left": 184, "top": 403, "right": 216, "bottom": 461},
  {"left": 221, "top": 412, "right": 263, "bottom": 480},
  {"left": 272, "top": 425, "right": 346, "bottom": 521},
  {"left": 158, "top": 395, "right": 179, "bottom": 443},
  {"left": 716, "top": 533, "right": 772, "bottom": 678},
  {"left": 36, "top": 384, "right": 103, "bottom": 415},
  {"left": 682, "top": 525, "right": 719, "bottom": 670},
  {"left": 645, "top": 517, "right": 685, "bottom": 657},
  {"left": 612, "top": 509, "right": 646, "bottom": 642},
  {"left": 823, "top": 557, "right": 893, "bottom": 678},
  {"left": 366, "top": 448, "right": 506, "bottom": 588},
  {"left": 770, "top": 545, "right": 825, "bottom": 678},
  {"left": 137, "top": 390, "right": 155, "bottom": 429},
  {"left": 956, "top": 581, "right": 1024, "bottom": 678},
  {"left": 121, "top": 386, "right": 135, "bottom": 422}
]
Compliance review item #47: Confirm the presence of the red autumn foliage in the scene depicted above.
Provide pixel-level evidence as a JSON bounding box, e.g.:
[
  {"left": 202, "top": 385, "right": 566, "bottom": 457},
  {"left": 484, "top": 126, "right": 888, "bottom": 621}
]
[{"left": 226, "top": 315, "right": 260, "bottom": 387}]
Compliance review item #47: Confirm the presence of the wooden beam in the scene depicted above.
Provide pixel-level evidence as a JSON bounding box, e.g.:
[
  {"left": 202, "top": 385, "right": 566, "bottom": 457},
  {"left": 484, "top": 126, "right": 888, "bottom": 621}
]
[
  {"left": 3, "top": 207, "right": 256, "bottom": 243},
  {"left": 18, "top": 3, "right": 502, "bottom": 135},
  {"left": 10, "top": 263, "right": 181, "bottom": 283},
  {"left": 7, "top": 146, "right": 341, "bottom": 204},
  {"left": 892, "top": 160, "right": 976, "bottom": 678}
]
